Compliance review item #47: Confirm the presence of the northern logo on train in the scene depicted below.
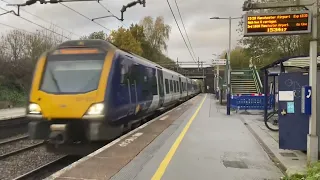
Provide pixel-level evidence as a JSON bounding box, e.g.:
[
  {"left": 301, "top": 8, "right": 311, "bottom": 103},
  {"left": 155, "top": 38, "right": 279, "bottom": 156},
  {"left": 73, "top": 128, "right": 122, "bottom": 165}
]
[{"left": 77, "top": 41, "right": 84, "bottom": 46}]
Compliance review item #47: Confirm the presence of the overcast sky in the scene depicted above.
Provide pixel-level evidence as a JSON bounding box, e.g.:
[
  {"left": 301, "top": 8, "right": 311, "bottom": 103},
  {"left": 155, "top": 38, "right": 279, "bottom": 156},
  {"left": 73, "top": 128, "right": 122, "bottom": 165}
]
[{"left": 0, "top": 0, "right": 245, "bottom": 66}]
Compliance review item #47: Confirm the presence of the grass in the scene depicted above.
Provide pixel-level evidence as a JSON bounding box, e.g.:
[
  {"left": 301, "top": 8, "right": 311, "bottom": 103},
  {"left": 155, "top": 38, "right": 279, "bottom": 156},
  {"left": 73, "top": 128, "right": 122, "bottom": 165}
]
[
  {"left": 283, "top": 161, "right": 320, "bottom": 180},
  {"left": 0, "top": 87, "right": 27, "bottom": 108}
]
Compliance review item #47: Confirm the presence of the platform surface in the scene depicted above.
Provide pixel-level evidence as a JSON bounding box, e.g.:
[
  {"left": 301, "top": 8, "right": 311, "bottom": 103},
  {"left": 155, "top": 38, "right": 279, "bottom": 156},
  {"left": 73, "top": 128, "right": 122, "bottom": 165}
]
[
  {"left": 48, "top": 94, "right": 284, "bottom": 180},
  {"left": 0, "top": 108, "right": 25, "bottom": 120}
]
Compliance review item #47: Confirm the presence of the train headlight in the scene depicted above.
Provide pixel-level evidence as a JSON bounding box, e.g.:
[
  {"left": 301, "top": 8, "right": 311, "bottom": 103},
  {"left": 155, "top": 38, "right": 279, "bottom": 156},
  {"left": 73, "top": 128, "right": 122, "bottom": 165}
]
[
  {"left": 28, "top": 103, "right": 41, "bottom": 114},
  {"left": 86, "top": 103, "right": 104, "bottom": 115}
]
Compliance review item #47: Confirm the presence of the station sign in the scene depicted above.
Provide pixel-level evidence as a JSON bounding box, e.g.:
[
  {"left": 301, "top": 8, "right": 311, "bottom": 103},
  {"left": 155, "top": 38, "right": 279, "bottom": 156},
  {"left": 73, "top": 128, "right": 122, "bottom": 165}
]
[
  {"left": 212, "top": 59, "right": 226, "bottom": 65},
  {"left": 244, "top": 11, "right": 311, "bottom": 36}
]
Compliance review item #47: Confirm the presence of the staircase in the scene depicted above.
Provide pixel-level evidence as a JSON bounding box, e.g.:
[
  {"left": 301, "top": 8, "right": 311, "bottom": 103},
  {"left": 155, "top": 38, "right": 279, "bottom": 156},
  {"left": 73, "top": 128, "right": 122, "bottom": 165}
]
[{"left": 231, "top": 67, "right": 262, "bottom": 95}]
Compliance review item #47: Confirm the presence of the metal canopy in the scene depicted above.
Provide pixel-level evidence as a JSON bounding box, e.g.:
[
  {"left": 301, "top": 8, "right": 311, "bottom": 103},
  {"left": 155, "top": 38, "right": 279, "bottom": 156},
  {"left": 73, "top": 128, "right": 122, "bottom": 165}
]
[{"left": 260, "top": 53, "right": 320, "bottom": 71}]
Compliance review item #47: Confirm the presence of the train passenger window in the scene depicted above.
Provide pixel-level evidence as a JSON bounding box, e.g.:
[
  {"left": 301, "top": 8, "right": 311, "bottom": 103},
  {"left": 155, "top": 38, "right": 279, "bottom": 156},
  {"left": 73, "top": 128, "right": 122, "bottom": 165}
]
[
  {"left": 120, "top": 62, "right": 129, "bottom": 85},
  {"left": 170, "top": 80, "right": 173, "bottom": 92},
  {"left": 174, "top": 81, "right": 178, "bottom": 92},
  {"left": 165, "top": 79, "right": 169, "bottom": 94},
  {"left": 173, "top": 80, "right": 176, "bottom": 92},
  {"left": 176, "top": 81, "right": 179, "bottom": 92}
]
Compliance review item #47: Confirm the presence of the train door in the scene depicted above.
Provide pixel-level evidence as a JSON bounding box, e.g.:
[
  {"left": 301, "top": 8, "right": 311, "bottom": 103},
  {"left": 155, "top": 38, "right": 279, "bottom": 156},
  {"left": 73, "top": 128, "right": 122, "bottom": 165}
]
[
  {"left": 128, "top": 64, "right": 138, "bottom": 115},
  {"left": 157, "top": 68, "right": 165, "bottom": 107}
]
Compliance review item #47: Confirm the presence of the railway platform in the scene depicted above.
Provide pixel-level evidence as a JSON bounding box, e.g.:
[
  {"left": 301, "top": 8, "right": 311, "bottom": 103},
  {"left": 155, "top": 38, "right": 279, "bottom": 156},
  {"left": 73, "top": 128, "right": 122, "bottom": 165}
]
[
  {"left": 0, "top": 108, "right": 25, "bottom": 120},
  {"left": 47, "top": 94, "right": 295, "bottom": 180}
]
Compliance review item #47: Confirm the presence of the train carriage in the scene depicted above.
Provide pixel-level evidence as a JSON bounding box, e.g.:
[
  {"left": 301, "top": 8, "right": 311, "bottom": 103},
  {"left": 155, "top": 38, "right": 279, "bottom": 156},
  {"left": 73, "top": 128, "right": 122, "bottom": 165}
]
[{"left": 27, "top": 40, "right": 200, "bottom": 154}]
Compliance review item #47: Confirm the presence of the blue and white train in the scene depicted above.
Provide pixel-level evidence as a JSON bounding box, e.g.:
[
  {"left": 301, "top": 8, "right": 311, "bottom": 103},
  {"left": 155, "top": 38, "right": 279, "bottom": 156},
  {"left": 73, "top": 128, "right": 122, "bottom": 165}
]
[{"left": 27, "top": 40, "right": 201, "bottom": 154}]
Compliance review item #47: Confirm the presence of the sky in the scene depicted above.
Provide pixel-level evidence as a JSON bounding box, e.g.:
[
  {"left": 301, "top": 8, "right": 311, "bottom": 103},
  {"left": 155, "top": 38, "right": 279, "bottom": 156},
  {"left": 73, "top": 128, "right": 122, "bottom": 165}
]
[{"left": 0, "top": 0, "right": 245, "bottom": 66}]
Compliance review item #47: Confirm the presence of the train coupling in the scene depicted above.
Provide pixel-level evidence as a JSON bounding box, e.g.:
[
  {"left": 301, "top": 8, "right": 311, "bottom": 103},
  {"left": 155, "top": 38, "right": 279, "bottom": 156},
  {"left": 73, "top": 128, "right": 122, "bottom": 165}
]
[{"left": 48, "top": 124, "right": 68, "bottom": 145}]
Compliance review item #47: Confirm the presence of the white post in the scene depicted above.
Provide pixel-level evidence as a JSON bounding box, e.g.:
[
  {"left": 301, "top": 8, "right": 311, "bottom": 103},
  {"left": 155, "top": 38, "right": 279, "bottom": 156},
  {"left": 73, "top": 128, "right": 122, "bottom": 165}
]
[
  {"left": 307, "top": 0, "right": 318, "bottom": 163},
  {"left": 217, "top": 65, "right": 220, "bottom": 90},
  {"left": 228, "top": 16, "right": 231, "bottom": 88}
]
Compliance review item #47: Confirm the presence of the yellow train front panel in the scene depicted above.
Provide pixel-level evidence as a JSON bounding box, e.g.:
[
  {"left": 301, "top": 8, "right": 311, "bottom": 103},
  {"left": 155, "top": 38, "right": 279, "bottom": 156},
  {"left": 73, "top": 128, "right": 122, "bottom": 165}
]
[{"left": 27, "top": 46, "right": 115, "bottom": 119}]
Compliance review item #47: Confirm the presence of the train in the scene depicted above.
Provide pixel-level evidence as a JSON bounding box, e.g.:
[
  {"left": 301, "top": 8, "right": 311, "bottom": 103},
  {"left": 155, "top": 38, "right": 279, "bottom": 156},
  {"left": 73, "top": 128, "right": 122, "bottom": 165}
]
[{"left": 26, "top": 39, "right": 201, "bottom": 154}]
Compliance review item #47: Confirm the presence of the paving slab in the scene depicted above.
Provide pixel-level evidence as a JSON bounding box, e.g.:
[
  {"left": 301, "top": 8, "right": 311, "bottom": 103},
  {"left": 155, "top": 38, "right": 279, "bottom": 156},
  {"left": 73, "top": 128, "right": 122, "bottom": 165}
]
[
  {"left": 46, "top": 95, "right": 203, "bottom": 180},
  {"left": 237, "top": 112, "right": 307, "bottom": 176},
  {"left": 0, "top": 108, "right": 25, "bottom": 120},
  {"left": 113, "top": 94, "right": 284, "bottom": 180}
]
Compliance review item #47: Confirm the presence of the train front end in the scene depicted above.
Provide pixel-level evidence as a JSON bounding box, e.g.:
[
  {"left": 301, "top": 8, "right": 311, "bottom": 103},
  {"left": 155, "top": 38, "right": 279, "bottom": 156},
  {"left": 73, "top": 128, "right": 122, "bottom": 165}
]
[{"left": 27, "top": 41, "right": 118, "bottom": 153}]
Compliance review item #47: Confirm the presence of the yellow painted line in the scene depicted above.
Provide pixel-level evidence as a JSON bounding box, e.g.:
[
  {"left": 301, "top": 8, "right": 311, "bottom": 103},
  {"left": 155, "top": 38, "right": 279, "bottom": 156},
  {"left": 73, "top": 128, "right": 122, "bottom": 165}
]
[{"left": 151, "top": 94, "right": 207, "bottom": 180}]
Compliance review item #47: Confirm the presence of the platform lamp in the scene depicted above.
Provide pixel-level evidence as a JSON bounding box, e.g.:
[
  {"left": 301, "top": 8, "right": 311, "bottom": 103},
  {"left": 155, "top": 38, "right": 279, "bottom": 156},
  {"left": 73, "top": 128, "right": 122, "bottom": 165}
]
[{"left": 209, "top": 16, "right": 242, "bottom": 115}]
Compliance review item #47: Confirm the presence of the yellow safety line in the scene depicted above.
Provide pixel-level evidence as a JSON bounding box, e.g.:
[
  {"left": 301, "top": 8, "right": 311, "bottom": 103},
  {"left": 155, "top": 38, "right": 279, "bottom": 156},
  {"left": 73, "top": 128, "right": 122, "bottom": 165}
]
[{"left": 151, "top": 94, "right": 207, "bottom": 180}]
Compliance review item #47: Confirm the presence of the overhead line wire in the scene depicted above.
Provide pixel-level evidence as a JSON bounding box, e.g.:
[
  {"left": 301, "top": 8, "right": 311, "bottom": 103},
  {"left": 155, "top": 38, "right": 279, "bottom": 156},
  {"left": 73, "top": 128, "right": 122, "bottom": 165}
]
[
  {"left": 174, "top": 0, "right": 197, "bottom": 60},
  {"left": 0, "top": 7, "right": 71, "bottom": 39},
  {"left": 166, "top": 0, "right": 196, "bottom": 63},
  {"left": 96, "top": 1, "right": 127, "bottom": 28},
  {"left": 1, "top": 0, "right": 81, "bottom": 38},
  {"left": 0, "top": 21, "right": 64, "bottom": 42},
  {"left": 0, "top": 21, "right": 36, "bottom": 35},
  {"left": 59, "top": 2, "right": 111, "bottom": 32}
]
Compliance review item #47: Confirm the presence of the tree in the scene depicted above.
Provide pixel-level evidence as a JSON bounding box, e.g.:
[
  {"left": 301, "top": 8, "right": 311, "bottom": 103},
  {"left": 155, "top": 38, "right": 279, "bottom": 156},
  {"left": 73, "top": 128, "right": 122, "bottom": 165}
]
[
  {"left": 80, "top": 17, "right": 176, "bottom": 66},
  {"left": 128, "top": 21, "right": 175, "bottom": 66},
  {"left": 140, "top": 16, "right": 171, "bottom": 52},
  {"left": 230, "top": 46, "right": 250, "bottom": 69},
  {"left": 108, "top": 27, "right": 143, "bottom": 55},
  {"left": 0, "top": 26, "right": 69, "bottom": 106},
  {"left": 80, "top": 31, "right": 106, "bottom": 40},
  {"left": 129, "top": 23, "right": 154, "bottom": 58}
]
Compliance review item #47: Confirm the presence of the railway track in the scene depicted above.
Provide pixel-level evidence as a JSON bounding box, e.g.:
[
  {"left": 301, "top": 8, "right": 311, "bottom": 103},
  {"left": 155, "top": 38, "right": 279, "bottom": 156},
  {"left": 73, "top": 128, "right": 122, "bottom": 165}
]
[
  {"left": 0, "top": 117, "right": 29, "bottom": 139},
  {"left": 0, "top": 140, "right": 44, "bottom": 160},
  {"left": 13, "top": 155, "right": 81, "bottom": 180},
  {"left": 0, "top": 136, "right": 79, "bottom": 180},
  {"left": 0, "top": 135, "right": 29, "bottom": 146}
]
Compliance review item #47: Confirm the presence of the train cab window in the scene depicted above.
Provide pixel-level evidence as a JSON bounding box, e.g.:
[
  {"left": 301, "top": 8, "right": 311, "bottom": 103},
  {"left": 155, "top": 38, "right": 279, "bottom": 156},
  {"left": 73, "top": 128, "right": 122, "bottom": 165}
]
[
  {"left": 170, "top": 80, "right": 173, "bottom": 92},
  {"left": 40, "top": 53, "right": 105, "bottom": 94},
  {"left": 165, "top": 79, "right": 169, "bottom": 94}
]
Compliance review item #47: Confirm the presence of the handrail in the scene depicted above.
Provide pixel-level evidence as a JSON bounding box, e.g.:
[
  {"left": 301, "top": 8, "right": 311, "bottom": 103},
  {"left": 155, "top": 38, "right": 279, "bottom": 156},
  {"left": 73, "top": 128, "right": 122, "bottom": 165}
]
[
  {"left": 254, "top": 65, "right": 263, "bottom": 89},
  {"left": 252, "top": 71, "right": 259, "bottom": 93},
  {"left": 250, "top": 65, "right": 263, "bottom": 93},
  {"left": 250, "top": 66, "right": 259, "bottom": 93}
]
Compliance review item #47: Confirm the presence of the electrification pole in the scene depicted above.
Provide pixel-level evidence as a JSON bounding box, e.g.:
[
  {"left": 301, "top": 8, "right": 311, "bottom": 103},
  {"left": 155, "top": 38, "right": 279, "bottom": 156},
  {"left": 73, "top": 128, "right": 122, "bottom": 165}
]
[
  {"left": 226, "top": 16, "right": 232, "bottom": 115},
  {"left": 308, "top": 0, "right": 318, "bottom": 163}
]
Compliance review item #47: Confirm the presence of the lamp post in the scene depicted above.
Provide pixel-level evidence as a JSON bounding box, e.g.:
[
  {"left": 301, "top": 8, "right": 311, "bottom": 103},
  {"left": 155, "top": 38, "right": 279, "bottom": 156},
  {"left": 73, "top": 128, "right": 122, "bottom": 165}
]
[{"left": 210, "top": 16, "right": 242, "bottom": 115}]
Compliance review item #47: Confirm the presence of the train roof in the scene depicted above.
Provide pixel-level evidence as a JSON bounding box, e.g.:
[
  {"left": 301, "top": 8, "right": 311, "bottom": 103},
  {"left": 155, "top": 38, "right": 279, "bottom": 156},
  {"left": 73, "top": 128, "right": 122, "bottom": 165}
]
[
  {"left": 55, "top": 39, "right": 189, "bottom": 79},
  {"left": 57, "top": 39, "right": 115, "bottom": 50}
]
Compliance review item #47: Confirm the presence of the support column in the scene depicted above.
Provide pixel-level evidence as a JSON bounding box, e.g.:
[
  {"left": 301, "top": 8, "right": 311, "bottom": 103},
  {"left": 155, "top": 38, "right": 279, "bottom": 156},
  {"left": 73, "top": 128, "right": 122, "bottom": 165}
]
[{"left": 307, "top": 0, "right": 318, "bottom": 163}]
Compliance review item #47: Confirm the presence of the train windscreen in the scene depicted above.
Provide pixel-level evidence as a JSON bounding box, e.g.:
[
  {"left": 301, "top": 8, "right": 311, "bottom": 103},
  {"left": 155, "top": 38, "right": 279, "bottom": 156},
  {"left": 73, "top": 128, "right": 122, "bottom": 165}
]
[{"left": 40, "top": 53, "right": 106, "bottom": 94}]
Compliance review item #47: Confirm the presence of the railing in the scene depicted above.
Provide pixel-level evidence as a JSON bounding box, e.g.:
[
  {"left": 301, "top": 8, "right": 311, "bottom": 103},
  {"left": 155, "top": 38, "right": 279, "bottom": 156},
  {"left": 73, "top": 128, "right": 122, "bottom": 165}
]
[{"left": 251, "top": 66, "right": 263, "bottom": 93}]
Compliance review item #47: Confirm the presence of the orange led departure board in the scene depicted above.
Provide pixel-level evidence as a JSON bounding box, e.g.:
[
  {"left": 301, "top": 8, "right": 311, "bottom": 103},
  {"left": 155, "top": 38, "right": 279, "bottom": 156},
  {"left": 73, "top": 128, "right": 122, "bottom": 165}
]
[{"left": 244, "top": 11, "right": 311, "bottom": 36}]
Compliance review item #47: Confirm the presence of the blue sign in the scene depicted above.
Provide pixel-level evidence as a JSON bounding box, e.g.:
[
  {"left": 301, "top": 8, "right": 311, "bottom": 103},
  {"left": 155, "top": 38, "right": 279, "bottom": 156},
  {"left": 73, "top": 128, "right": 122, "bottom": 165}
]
[
  {"left": 301, "top": 86, "right": 311, "bottom": 115},
  {"left": 287, "top": 102, "right": 295, "bottom": 113}
]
